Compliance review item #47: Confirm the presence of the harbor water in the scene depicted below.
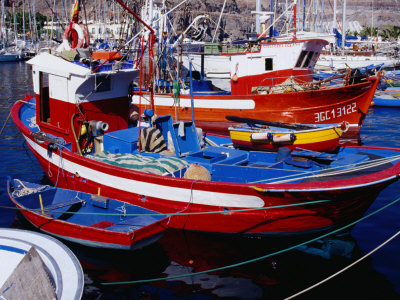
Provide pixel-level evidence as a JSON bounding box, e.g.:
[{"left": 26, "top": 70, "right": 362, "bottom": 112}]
[{"left": 1, "top": 61, "right": 400, "bottom": 299}]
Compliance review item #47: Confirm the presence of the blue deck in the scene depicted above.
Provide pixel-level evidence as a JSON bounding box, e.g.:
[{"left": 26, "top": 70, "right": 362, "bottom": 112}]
[{"left": 10, "top": 180, "right": 165, "bottom": 233}]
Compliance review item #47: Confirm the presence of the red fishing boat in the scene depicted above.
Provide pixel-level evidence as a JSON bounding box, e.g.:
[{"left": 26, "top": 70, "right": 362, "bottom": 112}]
[
  {"left": 132, "top": 39, "right": 378, "bottom": 138},
  {"left": 10, "top": 49, "right": 400, "bottom": 236},
  {"left": 130, "top": 5, "right": 377, "bottom": 138}
]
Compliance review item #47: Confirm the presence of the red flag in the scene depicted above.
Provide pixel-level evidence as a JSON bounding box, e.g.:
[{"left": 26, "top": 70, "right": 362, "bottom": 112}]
[{"left": 71, "top": 0, "right": 80, "bottom": 23}]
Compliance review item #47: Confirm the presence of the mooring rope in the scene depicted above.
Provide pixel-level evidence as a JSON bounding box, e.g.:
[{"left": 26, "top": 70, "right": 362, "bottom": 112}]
[
  {"left": 0, "top": 97, "right": 34, "bottom": 136},
  {"left": 284, "top": 229, "right": 400, "bottom": 299},
  {"left": 0, "top": 199, "right": 331, "bottom": 217},
  {"left": 0, "top": 110, "right": 12, "bottom": 136},
  {"left": 100, "top": 194, "right": 400, "bottom": 286}
]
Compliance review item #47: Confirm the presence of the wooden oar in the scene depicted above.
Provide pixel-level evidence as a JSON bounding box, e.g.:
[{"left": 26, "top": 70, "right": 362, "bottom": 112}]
[{"left": 225, "top": 115, "right": 317, "bottom": 130}]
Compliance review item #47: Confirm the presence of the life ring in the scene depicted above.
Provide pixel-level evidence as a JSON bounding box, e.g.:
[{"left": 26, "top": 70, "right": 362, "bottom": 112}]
[
  {"left": 62, "top": 22, "right": 89, "bottom": 51},
  {"left": 79, "top": 23, "right": 90, "bottom": 48}
]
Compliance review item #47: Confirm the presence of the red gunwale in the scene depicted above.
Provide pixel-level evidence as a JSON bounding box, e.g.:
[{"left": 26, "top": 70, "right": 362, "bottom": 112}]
[{"left": 134, "top": 76, "right": 379, "bottom": 138}]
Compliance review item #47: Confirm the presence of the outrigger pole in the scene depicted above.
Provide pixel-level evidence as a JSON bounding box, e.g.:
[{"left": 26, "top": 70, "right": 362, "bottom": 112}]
[
  {"left": 115, "top": 0, "right": 154, "bottom": 34},
  {"left": 114, "top": 0, "right": 156, "bottom": 153}
]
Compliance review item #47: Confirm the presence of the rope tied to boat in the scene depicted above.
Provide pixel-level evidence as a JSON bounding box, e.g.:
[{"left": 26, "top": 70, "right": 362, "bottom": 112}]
[
  {"left": 284, "top": 228, "right": 400, "bottom": 299},
  {"left": 166, "top": 179, "right": 200, "bottom": 227},
  {"left": 0, "top": 99, "right": 35, "bottom": 136},
  {"left": 100, "top": 194, "right": 400, "bottom": 286},
  {"left": 12, "top": 179, "right": 50, "bottom": 197},
  {"left": 115, "top": 203, "right": 127, "bottom": 220},
  {"left": 0, "top": 199, "right": 332, "bottom": 217}
]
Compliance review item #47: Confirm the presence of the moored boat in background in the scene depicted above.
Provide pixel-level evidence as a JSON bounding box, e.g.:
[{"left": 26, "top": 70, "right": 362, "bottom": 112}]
[
  {"left": 0, "top": 48, "right": 25, "bottom": 62},
  {"left": 226, "top": 115, "right": 346, "bottom": 152},
  {"left": 133, "top": 43, "right": 380, "bottom": 138},
  {"left": 373, "top": 90, "right": 400, "bottom": 107}
]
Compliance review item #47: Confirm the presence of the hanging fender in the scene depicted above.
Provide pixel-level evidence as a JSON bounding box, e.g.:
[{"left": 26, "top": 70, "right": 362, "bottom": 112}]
[
  {"left": 62, "top": 22, "right": 89, "bottom": 50},
  {"left": 251, "top": 132, "right": 272, "bottom": 141},
  {"left": 251, "top": 132, "right": 296, "bottom": 143},
  {"left": 271, "top": 133, "right": 296, "bottom": 143}
]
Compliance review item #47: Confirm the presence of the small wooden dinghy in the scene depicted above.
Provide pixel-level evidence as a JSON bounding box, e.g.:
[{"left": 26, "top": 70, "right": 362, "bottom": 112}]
[
  {"left": 7, "top": 179, "right": 169, "bottom": 250},
  {"left": 0, "top": 228, "right": 83, "bottom": 300},
  {"left": 226, "top": 116, "right": 346, "bottom": 152}
]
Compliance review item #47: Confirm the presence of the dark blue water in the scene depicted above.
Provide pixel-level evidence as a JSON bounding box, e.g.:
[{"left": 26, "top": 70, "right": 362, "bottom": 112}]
[{"left": 1, "top": 62, "right": 400, "bottom": 299}]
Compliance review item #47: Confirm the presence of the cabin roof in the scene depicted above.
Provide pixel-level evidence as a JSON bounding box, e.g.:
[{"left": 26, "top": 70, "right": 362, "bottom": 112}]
[{"left": 27, "top": 52, "right": 90, "bottom": 78}]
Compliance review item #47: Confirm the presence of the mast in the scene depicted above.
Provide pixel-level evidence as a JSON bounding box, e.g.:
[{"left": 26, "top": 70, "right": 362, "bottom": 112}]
[
  {"left": 22, "top": 0, "right": 26, "bottom": 42},
  {"left": 302, "top": 0, "right": 305, "bottom": 31},
  {"left": 371, "top": 0, "right": 374, "bottom": 38},
  {"left": 293, "top": 0, "right": 297, "bottom": 40},
  {"left": 333, "top": 0, "right": 336, "bottom": 30},
  {"left": 13, "top": 2, "right": 16, "bottom": 45},
  {"left": 212, "top": 0, "right": 226, "bottom": 42},
  {"left": 32, "top": 0, "right": 38, "bottom": 45},
  {"left": 50, "top": 0, "right": 55, "bottom": 44},
  {"left": 0, "top": 0, "right": 4, "bottom": 43},
  {"left": 27, "top": 0, "right": 32, "bottom": 44},
  {"left": 149, "top": 0, "right": 153, "bottom": 30},
  {"left": 255, "top": 0, "right": 261, "bottom": 34},
  {"left": 270, "top": 0, "right": 274, "bottom": 36},
  {"left": 115, "top": 0, "right": 155, "bottom": 114},
  {"left": 341, "top": 0, "right": 346, "bottom": 53},
  {"left": 320, "top": 0, "right": 324, "bottom": 33},
  {"left": 313, "top": 0, "right": 317, "bottom": 32}
]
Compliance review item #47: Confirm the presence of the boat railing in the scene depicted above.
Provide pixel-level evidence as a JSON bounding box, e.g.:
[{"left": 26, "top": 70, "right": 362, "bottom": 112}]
[{"left": 181, "top": 42, "right": 254, "bottom": 55}]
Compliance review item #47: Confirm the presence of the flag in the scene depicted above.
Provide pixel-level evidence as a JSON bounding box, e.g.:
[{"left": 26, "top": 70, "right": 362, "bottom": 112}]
[{"left": 71, "top": 0, "right": 80, "bottom": 23}]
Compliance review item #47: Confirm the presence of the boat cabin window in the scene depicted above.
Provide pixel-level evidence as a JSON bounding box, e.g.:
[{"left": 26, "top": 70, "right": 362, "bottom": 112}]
[
  {"left": 295, "top": 50, "right": 307, "bottom": 68},
  {"left": 310, "top": 52, "right": 320, "bottom": 67},
  {"left": 39, "top": 72, "right": 50, "bottom": 123},
  {"left": 265, "top": 58, "right": 273, "bottom": 71},
  {"left": 303, "top": 51, "right": 314, "bottom": 68},
  {"left": 295, "top": 50, "right": 316, "bottom": 68},
  {"left": 94, "top": 75, "right": 111, "bottom": 92}
]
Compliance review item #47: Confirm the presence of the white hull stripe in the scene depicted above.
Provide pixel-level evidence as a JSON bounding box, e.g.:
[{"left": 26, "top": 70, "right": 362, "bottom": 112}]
[
  {"left": 132, "top": 95, "right": 256, "bottom": 109},
  {"left": 26, "top": 136, "right": 264, "bottom": 208}
]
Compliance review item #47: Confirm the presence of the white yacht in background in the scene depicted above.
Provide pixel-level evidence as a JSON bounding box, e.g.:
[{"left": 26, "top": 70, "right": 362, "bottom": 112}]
[{"left": 0, "top": 48, "right": 25, "bottom": 62}]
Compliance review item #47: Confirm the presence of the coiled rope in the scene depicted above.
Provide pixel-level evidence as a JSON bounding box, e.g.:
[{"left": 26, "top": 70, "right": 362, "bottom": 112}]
[
  {"left": 100, "top": 194, "right": 400, "bottom": 286},
  {"left": 11, "top": 179, "right": 50, "bottom": 197}
]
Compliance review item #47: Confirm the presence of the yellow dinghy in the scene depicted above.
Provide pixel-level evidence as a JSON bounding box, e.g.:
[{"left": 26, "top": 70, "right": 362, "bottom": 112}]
[{"left": 227, "top": 116, "right": 347, "bottom": 152}]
